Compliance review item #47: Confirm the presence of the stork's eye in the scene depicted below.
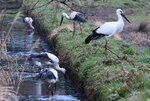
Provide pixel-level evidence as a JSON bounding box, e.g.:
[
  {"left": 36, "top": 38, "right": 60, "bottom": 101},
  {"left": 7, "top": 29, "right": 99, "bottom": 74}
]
[{"left": 120, "top": 11, "right": 123, "bottom": 13}]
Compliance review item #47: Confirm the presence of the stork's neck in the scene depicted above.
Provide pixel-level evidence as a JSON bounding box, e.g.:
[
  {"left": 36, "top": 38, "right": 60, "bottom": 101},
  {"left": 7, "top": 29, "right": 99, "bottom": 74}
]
[
  {"left": 29, "top": 23, "right": 35, "bottom": 29},
  {"left": 117, "top": 13, "right": 124, "bottom": 24},
  {"left": 62, "top": 13, "right": 70, "bottom": 19},
  {"left": 54, "top": 64, "right": 66, "bottom": 74}
]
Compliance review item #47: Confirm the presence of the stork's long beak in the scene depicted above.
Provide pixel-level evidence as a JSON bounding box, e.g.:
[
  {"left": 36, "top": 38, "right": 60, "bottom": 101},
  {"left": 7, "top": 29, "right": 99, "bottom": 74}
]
[
  {"left": 121, "top": 13, "right": 130, "bottom": 23},
  {"left": 60, "top": 15, "right": 64, "bottom": 26}
]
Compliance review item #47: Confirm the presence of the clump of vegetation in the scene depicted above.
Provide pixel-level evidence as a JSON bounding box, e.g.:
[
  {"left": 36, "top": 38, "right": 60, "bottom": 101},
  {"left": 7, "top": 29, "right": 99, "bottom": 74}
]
[
  {"left": 138, "top": 22, "right": 149, "bottom": 32},
  {"left": 0, "top": 40, "right": 20, "bottom": 101},
  {"left": 0, "top": 69, "right": 19, "bottom": 101},
  {"left": 123, "top": 47, "right": 135, "bottom": 55}
]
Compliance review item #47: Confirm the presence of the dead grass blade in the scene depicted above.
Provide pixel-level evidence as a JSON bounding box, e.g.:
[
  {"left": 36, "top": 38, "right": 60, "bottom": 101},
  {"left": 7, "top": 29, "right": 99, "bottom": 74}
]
[
  {"left": 0, "top": 68, "right": 19, "bottom": 101},
  {"left": 5, "top": 11, "right": 21, "bottom": 42},
  {"left": 0, "top": 9, "right": 6, "bottom": 19}
]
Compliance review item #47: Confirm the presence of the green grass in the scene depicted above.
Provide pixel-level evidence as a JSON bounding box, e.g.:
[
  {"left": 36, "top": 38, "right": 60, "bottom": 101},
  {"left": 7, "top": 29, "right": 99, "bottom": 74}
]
[
  {"left": 3, "top": 10, "right": 19, "bottom": 20},
  {"left": 56, "top": 30, "right": 150, "bottom": 101},
  {"left": 128, "top": 15, "right": 150, "bottom": 20},
  {"left": 26, "top": 0, "right": 150, "bottom": 100}
]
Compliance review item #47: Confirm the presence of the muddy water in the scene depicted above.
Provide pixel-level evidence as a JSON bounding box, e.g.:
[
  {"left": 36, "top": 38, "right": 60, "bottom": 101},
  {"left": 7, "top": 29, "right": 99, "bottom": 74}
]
[{"left": 0, "top": 16, "right": 80, "bottom": 101}]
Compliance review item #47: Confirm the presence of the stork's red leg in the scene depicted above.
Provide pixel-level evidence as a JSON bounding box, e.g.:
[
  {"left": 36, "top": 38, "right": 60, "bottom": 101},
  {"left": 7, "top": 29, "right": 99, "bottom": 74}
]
[
  {"left": 107, "top": 48, "right": 120, "bottom": 58},
  {"left": 104, "top": 40, "right": 120, "bottom": 59}
]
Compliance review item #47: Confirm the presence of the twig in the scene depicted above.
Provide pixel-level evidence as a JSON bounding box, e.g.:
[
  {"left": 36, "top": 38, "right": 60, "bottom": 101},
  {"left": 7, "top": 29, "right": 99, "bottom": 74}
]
[
  {"left": 30, "top": 0, "right": 41, "bottom": 11},
  {"left": 4, "top": 11, "right": 21, "bottom": 42},
  {"left": 60, "top": 2, "right": 75, "bottom": 11},
  {"left": 27, "top": 0, "right": 53, "bottom": 12},
  {"left": 0, "top": 9, "right": 6, "bottom": 32}
]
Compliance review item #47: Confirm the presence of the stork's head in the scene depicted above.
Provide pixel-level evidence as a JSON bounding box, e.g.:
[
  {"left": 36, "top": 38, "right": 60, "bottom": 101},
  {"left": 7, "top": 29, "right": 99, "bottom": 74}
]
[
  {"left": 60, "top": 12, "right": 71, "bottom": 26},
  {"left": 116, "top": 9, "right": 130, "bottom": 23},
  {"left": 60, "top": 13, "right": 65, "bottom": 26},
  {"left": 116, "top": 9, "right": 124, "bottom": 15}
]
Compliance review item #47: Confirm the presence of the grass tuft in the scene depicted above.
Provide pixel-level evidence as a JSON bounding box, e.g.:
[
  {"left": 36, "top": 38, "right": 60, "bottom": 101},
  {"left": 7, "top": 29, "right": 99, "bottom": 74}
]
[{"left": 138, "top": 22, "right": 149, "bottom": 32}]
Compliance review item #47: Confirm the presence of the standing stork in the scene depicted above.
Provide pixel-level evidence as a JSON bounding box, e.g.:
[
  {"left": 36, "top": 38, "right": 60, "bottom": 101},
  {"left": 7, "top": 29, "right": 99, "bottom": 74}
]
[
  {"left": 28, "top": 52, "right": 66, "bottom": 74},
  {"left": 24, "top": 17, "right": 35, "bottom": 30},
  {"left": 60, "top": 11, "right": 87, "bottom": 37},
  {"left": 36, "top": 67, "right": 59, "bottom": 95},
  {"left": 85, "top": 9, "right": 130, "bottom": 58}
]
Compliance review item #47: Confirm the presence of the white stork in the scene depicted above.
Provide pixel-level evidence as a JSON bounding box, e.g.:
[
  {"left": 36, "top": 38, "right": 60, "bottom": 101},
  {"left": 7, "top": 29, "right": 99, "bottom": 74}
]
[
  {"left": 85, "top": 9, "right": 130, "bottom": 58},
  {"left": 24, "top": 17, "right": 35, "bottom": 30},
  {"left": 36, "top": 67, "right": 58, "bottom": 95},
  {"left": 28, "top": 52, "right": 66, "bottom": 74},
  {"left": 60, "top": 11, "right": 87, "bottom": 36}
]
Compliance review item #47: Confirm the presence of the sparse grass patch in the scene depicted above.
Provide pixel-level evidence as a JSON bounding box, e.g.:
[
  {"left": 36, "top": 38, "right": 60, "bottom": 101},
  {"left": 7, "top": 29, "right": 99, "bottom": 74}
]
[{"left": 128, "top": 15, "right": 150, "bottom": 20}]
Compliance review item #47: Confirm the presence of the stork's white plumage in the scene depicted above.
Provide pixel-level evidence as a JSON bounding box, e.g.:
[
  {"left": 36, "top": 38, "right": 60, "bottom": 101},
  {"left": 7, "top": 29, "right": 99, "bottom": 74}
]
[
  {"left": 85, "top": 9, "right": 130, "bottom": 57},
  {"left": 28, "top": 52, "right": 66, "bottom": 74},
  {"left": 60, "top": 11, "right": 87, "bottom": 36},
  {"left": 60, "top": 11, "right": 87, "bottom": 23},
  {"left": 37, "top": 68, "right": 58, "bottom": 84},
  {"left": 24, "top": 17, "right": 35, "bottom": 29},
  {"left": 37, "top": 67, "right": 58, "bottom": 95}
]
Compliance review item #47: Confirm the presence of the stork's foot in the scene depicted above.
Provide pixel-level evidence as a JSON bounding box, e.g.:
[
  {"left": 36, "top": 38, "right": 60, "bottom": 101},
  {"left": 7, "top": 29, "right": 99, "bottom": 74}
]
[{"left": 104, "top": 46, "right": 121, "bottom": 59}]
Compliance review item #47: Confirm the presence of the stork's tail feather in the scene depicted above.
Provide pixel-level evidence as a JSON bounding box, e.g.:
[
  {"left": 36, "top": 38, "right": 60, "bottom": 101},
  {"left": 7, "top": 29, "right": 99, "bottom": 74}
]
[{"left": 85, "top": 34, "right": 96, "bottom": 44}]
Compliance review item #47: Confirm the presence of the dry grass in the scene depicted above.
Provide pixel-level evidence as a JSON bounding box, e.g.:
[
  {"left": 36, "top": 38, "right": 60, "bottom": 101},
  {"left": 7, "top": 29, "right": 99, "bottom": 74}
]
[
  {"left": 47, "top": 24, "right": 74, "bottom": 43},
  {"left": 123, "top": 32, "right": 150, "bottom": 47},
  {"left": 5, "top": 11, "right": 21, "bottom": 42},
  {"left": 122, "top": 21, "right": 150, "bottom": 47},
  {"left": 0, "top": 68, "right": 19, "bottom": 101},
  {"left": 0, "top": 8, "right": 24, "bottom": 101},
  {"left": 0, "top": 9, "right": 6, "bottom": 19},
  {"left": 0, "top": 39, "right": 21, "bottom": 101}
]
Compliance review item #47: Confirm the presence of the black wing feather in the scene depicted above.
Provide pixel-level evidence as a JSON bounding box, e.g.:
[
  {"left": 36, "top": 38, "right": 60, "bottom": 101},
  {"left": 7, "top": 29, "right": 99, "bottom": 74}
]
[
  {"left": 37, "top": 69, "right": 56, "bottom": 80},
  {"left": 73, "top": 13, "right": 87, "bottom": 22},
  {"left": 85, "top": 27, "right": 106, "bottom": 44},
  {"left": 28, "top": 53, "right": 54, "bottom": 64}
]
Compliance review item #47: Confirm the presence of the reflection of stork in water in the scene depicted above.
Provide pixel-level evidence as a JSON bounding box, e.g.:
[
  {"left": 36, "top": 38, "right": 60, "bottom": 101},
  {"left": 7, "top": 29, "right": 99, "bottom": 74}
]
[{"left": 24, "top": 31, "right": 34, "bottom": 51}]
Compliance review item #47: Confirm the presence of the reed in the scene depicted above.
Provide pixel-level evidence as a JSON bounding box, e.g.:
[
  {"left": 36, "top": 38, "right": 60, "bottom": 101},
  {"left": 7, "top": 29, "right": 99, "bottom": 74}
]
[{"left": 0, "top": 8, "right": 23, "bottom": 101}]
